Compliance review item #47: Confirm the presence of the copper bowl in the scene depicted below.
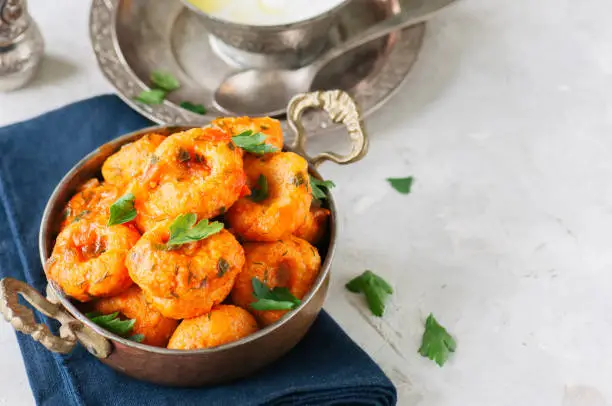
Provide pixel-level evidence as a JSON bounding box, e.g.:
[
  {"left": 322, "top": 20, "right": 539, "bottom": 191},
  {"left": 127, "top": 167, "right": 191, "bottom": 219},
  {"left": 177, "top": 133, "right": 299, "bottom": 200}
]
[{"left": 0, "top": 90, "right": 368, "bottom": 387}]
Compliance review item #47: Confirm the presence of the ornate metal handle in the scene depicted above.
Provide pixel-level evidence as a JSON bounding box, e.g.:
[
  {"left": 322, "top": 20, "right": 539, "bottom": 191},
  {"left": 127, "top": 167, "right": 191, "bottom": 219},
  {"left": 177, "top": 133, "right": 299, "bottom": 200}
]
[
  {"left": 287, "top": 90, "right": 369, "bottom": 168},
  {"left": 0, "top": 278, "right": 112, "bottom": 358}
]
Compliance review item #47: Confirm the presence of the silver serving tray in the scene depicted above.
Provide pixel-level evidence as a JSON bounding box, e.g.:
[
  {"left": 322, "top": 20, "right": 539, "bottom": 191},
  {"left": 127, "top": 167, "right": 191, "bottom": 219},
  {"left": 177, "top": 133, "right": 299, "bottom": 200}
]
[{"left": 89, "top": 0, "right": 425, "bottom": 133}]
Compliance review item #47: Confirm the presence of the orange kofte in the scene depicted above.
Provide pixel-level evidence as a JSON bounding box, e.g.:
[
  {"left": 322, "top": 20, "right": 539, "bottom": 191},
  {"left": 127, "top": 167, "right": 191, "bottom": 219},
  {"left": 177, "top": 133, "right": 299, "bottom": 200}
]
[
  {"left": 167, "top": 305, "right": 259, "bottom": 350},
  {"left": 93, "top": 286, "right": 179, "bottom": 347},
  {"left": 45, "top": 118, "right": 326, "bottom": 349},
  {"left": 226, "top": 152, "right": 312, "bottom": 242},
  {"left": 231, "top": 236, "right": 321, "bottom": 326}
]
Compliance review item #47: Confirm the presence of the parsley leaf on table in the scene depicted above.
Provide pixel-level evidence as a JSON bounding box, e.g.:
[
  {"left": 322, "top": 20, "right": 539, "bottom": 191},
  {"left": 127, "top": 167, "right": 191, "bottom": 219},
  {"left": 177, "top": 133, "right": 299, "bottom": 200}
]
[
  {"left": 387, "top": 176, "right": 414, "bottom": 194},
  {"left": 86, "top": 312, "right": 136, "bottom": 337},
  {"left": 107, "top": 193, "right": 137, "bottom": 226},
  {"left": 418, "top": 313, "right": 456, "bottom": 366},
  {"left": 150, "top": 70, "right": 180, "bottom": 92},
  {"left": 166, "top": 213, "right": 224, "bottom": 247},
  {"left": 180, "top": 101, "right": 207, "bottom": 115},
  {"left": 345, "top": 270, "right": 393, "bottom": 317},
  {"left": 310, "top": 175, "right": 335, "bottom": 201},
  {"left": 231, "top": 130, "right": 279, "bottom": 155},
  {"left": 250, "top": 278, "right": 301, "bottom": 311},
  {"left": 134, "top": 89, "right": 167, "bottom": 105},
  {"left": 249, "top": 175, "right": 269, "bottom": 202}
]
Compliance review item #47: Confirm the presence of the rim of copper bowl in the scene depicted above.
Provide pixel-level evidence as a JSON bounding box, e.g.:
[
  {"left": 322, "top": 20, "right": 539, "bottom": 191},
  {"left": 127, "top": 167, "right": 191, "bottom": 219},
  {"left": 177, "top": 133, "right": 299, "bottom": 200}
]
[
  {"left": 179, "top": 0, "right": 352, "bottom": 30},
  {"left": 39, "top": 125, "right": 337, "bottom": 355}
]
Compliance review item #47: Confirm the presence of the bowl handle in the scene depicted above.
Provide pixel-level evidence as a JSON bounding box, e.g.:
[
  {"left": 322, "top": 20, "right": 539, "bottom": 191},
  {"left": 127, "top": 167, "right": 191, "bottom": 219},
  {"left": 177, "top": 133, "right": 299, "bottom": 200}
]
[
  {"left": 0, "top": 278, "right": 112, "bottom": 358},
  {"left": 287, "top": 90, "right": 369, "bottom": 168}
]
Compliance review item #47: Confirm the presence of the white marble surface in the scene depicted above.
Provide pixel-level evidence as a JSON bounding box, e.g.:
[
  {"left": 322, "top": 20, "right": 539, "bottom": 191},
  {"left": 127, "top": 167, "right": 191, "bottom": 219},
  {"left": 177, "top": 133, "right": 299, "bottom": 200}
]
[{"left": 2, "top": 0, "right": 612, "bottom": 405}]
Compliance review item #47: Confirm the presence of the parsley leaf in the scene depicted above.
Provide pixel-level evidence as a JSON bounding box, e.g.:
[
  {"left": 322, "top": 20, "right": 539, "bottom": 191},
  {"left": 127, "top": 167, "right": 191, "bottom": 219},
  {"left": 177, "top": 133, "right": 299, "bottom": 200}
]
[
  {"left": 345, "top": 270, "right": 393, "bottom": 317},
  {"left": 180, "top": 101, "right": 207, "bottom": 115},
  {"left": 150, "top": 70, "right": 180, "bottom": 91},
  {"left": 387, "top": 177, "right": 414, "bottom": 194},
  {"left": 166, "top": 213, "right": 224, "bottom": 246},
  {"left": 108, "top": 193, "right": 137, "bottom": 226},
  {"left": 250, "top": 278, "right": 301, "bottom": 311},
  {"left": 310, "top": 175, "right": 336, "bottom": 200},
  {"left": 418, "top": 314, "right": 456, "bottom": 366},
  {"left": 129, "top": 334, "right": 145, "bottom": 343},
  {"left": 231, "top": 130, "right": 279, "bottom": 155},
  {"left": 249, "top": 174, "right": 268, "bottom": 202},
  {"left": 86, "top": 312, "right": 136, "bottom": 337},
  {"left": 134, "top": 89, "right": 166, "bottom": 105}
]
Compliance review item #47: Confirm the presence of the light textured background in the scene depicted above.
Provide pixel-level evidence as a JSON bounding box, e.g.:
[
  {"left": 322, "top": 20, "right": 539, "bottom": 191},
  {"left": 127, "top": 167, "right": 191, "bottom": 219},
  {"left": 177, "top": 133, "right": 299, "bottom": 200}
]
[{"left": 1, "top": 0, "right": 612, "bottom": 405}]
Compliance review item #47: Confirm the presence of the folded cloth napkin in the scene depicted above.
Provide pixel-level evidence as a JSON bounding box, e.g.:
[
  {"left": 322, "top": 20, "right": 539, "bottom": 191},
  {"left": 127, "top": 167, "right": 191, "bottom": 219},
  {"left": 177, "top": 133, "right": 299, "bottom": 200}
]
[{"left": 0, "top": 95, "right": 397, "bottom": 406}]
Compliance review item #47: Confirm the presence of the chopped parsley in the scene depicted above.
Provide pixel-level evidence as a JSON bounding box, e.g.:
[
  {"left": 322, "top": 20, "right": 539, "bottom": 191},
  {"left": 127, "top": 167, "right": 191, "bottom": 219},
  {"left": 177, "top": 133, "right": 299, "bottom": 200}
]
[
  {"left": 217, "top": 258, "right": 230, "bottom": 277},
  {"left": 72, "top": 210, "right": 90, "bottom": 223},
  {"left": 250, "top": 278, "right": 301, "bottom": 311},
  {"left": 310, "top": 176, "right": 335, "bottom": 201},
  {"left": 166, "top": 213, "right": 223, "bottom": 247},
  {"left": 107, "top": 193, "right": 136, "bottom": 226},
  {"left": 231, "top": 130, "right": 279, "bottom": 155},
  {"left": 86, "top": 312, "right": 142, "bottom": 343},
  {"left": 178, "top": 148, "right": 191, "bottom": 163},
  {"left": 150, "top": 70, "right": 180, "bottom": 92},
  {"left": 180, "top": 101, "right": 207, "bottom": 115},
  {"left": 134, "top": 89, "right": 166, "bottom": 105},
  {"left": 249, "top": 174, "right": 268, "bottom": 202}
]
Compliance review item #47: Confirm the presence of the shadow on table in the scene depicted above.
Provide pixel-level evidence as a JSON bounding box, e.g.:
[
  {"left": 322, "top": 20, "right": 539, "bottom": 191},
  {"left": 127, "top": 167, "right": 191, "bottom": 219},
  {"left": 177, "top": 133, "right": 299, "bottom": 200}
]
[{"left": 29, "top": 54, "right": 79, "bottom": 88}]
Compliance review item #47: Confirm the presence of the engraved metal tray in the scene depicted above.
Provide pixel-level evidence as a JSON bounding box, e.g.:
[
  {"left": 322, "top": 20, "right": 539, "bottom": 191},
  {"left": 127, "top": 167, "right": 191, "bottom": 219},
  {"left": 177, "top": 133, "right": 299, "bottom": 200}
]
[{"left": 89, "top": 0, "right": 425, "bottom": 133}]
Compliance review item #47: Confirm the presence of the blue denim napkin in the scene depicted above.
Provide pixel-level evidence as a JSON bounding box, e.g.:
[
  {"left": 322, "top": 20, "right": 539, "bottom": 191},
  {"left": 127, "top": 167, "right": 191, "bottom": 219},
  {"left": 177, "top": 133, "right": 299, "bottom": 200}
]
[{"left": 0, "top": 95, "right": 397, "bottom": 406}]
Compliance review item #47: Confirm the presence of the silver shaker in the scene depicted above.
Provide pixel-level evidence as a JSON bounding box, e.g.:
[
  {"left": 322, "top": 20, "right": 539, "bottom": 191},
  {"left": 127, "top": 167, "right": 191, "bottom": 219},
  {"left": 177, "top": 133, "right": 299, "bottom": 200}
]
[{"left": 0, "top": 0, "right": 44, "bottom": 92}]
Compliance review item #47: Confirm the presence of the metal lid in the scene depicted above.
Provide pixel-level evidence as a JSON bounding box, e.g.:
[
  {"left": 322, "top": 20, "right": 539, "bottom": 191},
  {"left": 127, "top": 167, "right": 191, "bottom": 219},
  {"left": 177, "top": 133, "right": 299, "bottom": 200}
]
[{"left": 0, "top": 0, "right": 29, "bottom": 42}]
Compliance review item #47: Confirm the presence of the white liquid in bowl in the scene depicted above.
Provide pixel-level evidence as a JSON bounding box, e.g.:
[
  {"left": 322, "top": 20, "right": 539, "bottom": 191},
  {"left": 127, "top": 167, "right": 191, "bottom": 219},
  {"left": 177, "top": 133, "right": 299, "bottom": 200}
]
[{"left": 187, "top": 0, "right": 347, "bottom": 26}]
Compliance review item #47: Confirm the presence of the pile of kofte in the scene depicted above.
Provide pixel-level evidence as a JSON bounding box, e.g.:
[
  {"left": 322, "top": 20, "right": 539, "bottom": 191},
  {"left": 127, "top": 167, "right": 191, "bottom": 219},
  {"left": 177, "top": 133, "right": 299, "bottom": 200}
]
[{"left": 45, "top": 117, "right": 331, "bottom": 350}]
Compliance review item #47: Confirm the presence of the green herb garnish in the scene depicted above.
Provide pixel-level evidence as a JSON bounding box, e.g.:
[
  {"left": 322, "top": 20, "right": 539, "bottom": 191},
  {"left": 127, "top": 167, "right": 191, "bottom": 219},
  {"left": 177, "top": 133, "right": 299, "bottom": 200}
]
[
  {"left": 310, "top": 176, "right": 335, "bottom": 200},
  {"left": 108, "top": 193, "right": 137, "bottom": 226},
  {"left": 166, "top": 213, "right": 223, "bottom": 247},
  {"left": 178, "top": 148, "right": 191, "bottom": 163},
  {"left": 217, "top": 258, "right": 229, "bottom": 277},
  {"left": 250, "top": 278, "right": 300, "bottom": 311},
  {"left": 418, "top": 314, "right": 456, "bottom": 366},
  {"left": 129, "top": 334, "right": 145, "bottom": 343},
  {"left": 387, "top": 177, "right": 414, "bottom": 194},
  {"left": 231, "top": 130, "right": 279, "bottom": 155},
  {"left": 292, "top": 172, "right": 306, "bottom": 187},
  {"left": 134, "top": 89, "right": 166, "bottom": 105},
  {"left": 345, "top": 270, "right": 393, "bottom": 317},
  {"left": 249, "top": 174, "right": 268, "bottom": 202},
  {"left": 72, "top": 210, "right": 90, "bottom": 223},
  {"left": 180, "top": 101, "right": 207, "bottom": 115},
  {"left": 86, "top": 312, "right": 136, "bottom": 337},
  {"left": 150, "top": 70, "right": 180, "bottom": 92}
]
